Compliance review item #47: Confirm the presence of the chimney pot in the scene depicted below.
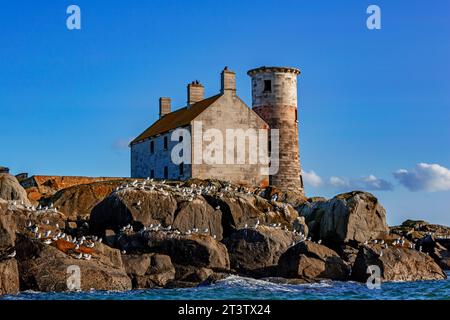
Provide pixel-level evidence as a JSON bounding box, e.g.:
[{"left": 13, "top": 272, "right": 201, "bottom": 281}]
[
  {"left": 187, "top": 81, "right": 205, "bottom": 106},
  {"left": 159, "top": 97, "right": 171, "bottom": 118},
  {"left": 221, "top": 67, "right": 236, "bottom": 94}
]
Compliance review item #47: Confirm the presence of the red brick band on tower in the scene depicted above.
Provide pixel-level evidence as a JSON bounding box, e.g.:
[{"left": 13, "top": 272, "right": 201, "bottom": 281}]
[{"left": 247, "top": 66, "right": 304, "bottom": 193}]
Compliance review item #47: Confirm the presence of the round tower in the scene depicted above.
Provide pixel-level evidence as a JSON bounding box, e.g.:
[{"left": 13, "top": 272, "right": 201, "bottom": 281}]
[{"left": 247, "top": 66, "right": 304, "bottom": 193}]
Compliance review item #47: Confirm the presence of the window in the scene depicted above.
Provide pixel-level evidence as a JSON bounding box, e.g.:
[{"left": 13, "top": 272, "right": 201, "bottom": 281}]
[
  {"left": 179, "top": 136, "right": 183, "bottom": 142},
  {"left": 150, "top": 170, "right": 154, "bottom": 179},
  {"left": 268, "top": 140, "right": 272, "bottom": 156},
  {"left": 263, "top": 80, "right": 272, "bottom": 92},
  {"left": 164, "top": 136, "right": 168, "bottom": 150},
  {"left": 179, "top": 163, "right": 184, "bottom": 176},
  {"left": 164, "top": 166, "right": 168, "bottom": 179},
  {"left": 150, "top": 141, "right": 154, "bottom": 154},
  {"left": 300, "top": 175, "right": 304, "bottom": 188}
]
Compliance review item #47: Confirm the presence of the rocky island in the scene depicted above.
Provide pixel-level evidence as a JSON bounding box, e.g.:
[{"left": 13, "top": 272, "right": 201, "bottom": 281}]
[{"left": 0, "top": 172, "right": 448, "bottom": 295}]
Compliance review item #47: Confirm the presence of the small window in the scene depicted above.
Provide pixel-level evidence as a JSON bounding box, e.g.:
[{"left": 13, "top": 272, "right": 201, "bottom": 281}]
[
  {"left": 164, "top": 137, "right": 168, "bottom": 150},
  {"left": 179, "top": 163, "right": 184, "bottom": 176},
  {"left": 300, "top": 175, "right": 304, "bottom": 188},
  {"left": 263, "top": 80, "right": 272, "bottom": 92},
  {"left": 268, "top": 140, "right": 272, "bottom": 156},
  {"left": 164, "top": 166, "right": 168, "bottom": 179},
  {"left": 150, "top": 141, "right": 154, "bottom": 154},
  {"left": 179, "top": 136, "right": 183, "bottom": 142},
  {"left": 150, "top": 170, "right": 154, "bottom": 179}
]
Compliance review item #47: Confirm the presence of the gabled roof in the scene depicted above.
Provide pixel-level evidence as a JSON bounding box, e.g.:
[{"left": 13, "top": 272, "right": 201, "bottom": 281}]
[{"left": 130, "top": 94, "right": 222, "bottom": 145}]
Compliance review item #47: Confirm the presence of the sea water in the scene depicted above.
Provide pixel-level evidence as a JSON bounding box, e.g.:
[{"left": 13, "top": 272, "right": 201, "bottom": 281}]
[{"left": 2, "top": 273, "right": 450, "bottom": 300}]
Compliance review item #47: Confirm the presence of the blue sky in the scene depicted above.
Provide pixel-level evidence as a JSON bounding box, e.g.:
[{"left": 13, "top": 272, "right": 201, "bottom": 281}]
[{"left": 1, "top": 0, "right": 449, "bottom": 226}]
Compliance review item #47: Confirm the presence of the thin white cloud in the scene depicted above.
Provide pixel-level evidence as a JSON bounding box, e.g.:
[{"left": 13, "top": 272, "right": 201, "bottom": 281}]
[
  {"left": 329, "top": 176, "right": 349, "bottom": 188},
  {"left": 112, "top": 138, "right": 133, "bottom": 150},
  {"left": 394, "top": 163, "right": 450, "bottom": 192},
  {"left": 328, "top": 175, "right": 393, "bottom": 191},
  {"left": 304, "top": 170, "right": 393, "bottom": 191},
  {"left": 303, "top": 170, "right": 323, "bottom": 187}
]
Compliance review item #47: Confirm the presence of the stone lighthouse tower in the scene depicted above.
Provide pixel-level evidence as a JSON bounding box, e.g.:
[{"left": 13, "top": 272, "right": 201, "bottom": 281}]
[{"left": 247, "top": 66, "right": 304, "bottom": 193}]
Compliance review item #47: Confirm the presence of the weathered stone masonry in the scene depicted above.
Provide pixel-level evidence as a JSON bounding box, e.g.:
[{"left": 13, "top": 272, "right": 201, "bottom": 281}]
[
  {"left": 130, "top": 66, "right": 304, "bottom": 192},
  {"left": 248, "top": 66, "right": 304, "bottom": 192}
]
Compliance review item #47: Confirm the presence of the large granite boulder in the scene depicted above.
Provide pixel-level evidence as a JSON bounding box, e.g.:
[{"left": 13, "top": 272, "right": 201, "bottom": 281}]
[
  {"left": 46, "top": 180, "right": 128, "bottom": 220},
  {"left": 90, "top": 181, "right": 300, "bottom": 242},
  {"left": 0, "top": 259, "right": 20, "bottom": 295},
  {"left": 204, "top": 193, "right": 299, "bottom": 238},
  {"left": 0, "top": 174, "right": 31, "bottom": 206},
  {"left": 391, "top": 220, "right": 450, "bottom": 247},
  {"left": 0, "top": 199, "right": 66, "bottom": 242},
  {"left": 15, "top": 235, "right": 131, "bottom": 292},
  {"left": 259, "top": 186, "right": 308, "bottom": 208},
  {"left": 277, "top": 241, "right": 350, "bottom": 280},
  {"left": 123, "top": 253, "right": 175, "bottom": 288},
  {"left": 298, "top": 191, "right": 389, "bottom": 244},
  {"left": 116, "top": 231, "right": 230, "bottom": 271},
  {"left": 0, "top": 203, "right": 16, "bottom": 252},
  {"left": 144, "top": 231, "right": 229, "bottom": 270},
  {"left": 90, "top": 186, "right": 224, "bottom": 240},
  {"left": 351, "top": 244, "right": 447, "bottom": 282},
  {"left": 223, "top": 226, "right": 301, "bottom": 277}
]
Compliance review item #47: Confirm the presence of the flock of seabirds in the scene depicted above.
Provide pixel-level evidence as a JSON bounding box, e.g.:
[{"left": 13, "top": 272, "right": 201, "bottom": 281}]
[{"left": 4, "top": 178, "right": 447, "bottom": 262}]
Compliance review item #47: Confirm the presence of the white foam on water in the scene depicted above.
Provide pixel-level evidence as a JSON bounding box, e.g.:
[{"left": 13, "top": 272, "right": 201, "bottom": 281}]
[{"left": 215, "top": 275, "right": 333, "bottom": 293}]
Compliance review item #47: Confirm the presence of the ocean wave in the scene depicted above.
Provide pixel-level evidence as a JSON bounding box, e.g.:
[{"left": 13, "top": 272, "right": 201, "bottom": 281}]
[{"left": 215, "top": 275, "right": 333, "bottom": 293}]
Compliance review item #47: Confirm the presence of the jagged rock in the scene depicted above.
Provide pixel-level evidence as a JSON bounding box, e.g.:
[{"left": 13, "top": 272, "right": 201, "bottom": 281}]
[
  {"left": 435, "top": 249, "right": 450, "bottom": 270},
  {"left": 292, "top": 216, "right": 308, "bottom": 236},
  {"left": 259, "top": 186, "right": 308, "bottom": 208},
  {"left": 116, "top": 231, "right": 230, "bottom": 271},
  {"left": 390, "top": 220, "right": 450, "bottom": 250},
  {"left": 91, "top": 182, "right": 299, "bottom": 241},
  {"left": 204, "top": 193, "right": 298, "bottom": 238},
  {"left": 90, "top": 188, "right": 177, "bottom": 233},
  {"left": 0, "top": 204, "right": 16, "bottom": 251},
  {"left": 171, "top": 200, "right": 223, "bottom": 241},
  {"left": 123, "top": 253, "right": 175, "bottom": 288},
  {"left": 90, "top": 187, "right": 224, "bottom": 239},
  {"left": 340, "top": 245, "right": 359, "bottom": 266},
  {"left": 223, "top": 226, "right": 301, "bottom": 277},
  {"left": 0, "top": 259, "right": 20, "bottom": 295},
  {"left": 351, "top": 244, "right": 447, "bottom": 282},
  {"left": 201, "top": 272, "right": 232, "bottom": 285},
  {"left": 0, "top": 174, "right": 31, "bottom": 206},
  {"left": 277, "top": 241, "right": 350, "bottom": 280},
  {"left": 298, "top": 191, "right": 389, "bottom": 244},
  {"left": 45, "top": 180, "right": 128, "bottom": 220},
  {"left": 145, "top": 232, "right": 229, "bottom": 270},
  {"left": 175, "top": 265, "right": 214, "bottom": 283},
  {"left": 0, "top": 199, "right": 66, "bottom": 245},
  {"left": 15, "top": 235, "right": 131, "bottom": 292}
]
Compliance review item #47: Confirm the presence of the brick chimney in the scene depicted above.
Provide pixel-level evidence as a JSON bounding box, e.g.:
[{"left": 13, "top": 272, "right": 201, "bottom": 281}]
[
  {"left": 221, "top": 66, "right": 236, "bottom": 94},
  {"left": 187, "top": 80, "right": 205, "bottom": 106},
  {"left": 159, "top": 97, "right": 171, "bottom": 118}
]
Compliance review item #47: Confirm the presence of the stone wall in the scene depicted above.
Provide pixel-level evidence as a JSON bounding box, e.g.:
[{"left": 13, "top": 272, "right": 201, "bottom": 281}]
[
  {"left": 21, "top": 176, "right": 123, "bottom": 193},
  {"left": 131, "top": 130, "right": 191, "bottom": 180},
  {"left": 191, "top": 92, "right": 269, "bottom": 187}
]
